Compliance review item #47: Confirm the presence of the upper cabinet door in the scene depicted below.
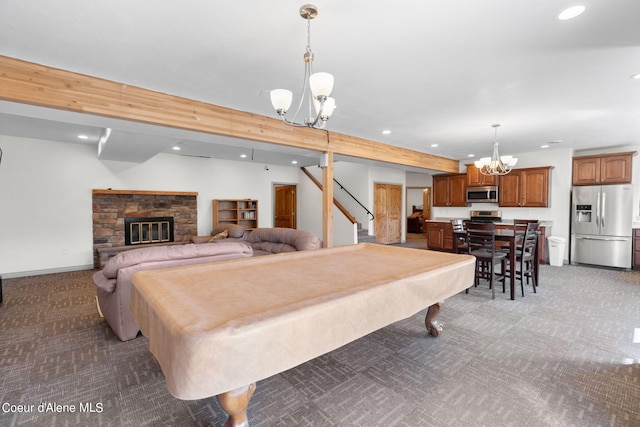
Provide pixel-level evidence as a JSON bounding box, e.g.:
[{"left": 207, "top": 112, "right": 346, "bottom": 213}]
[
  {"left": 572, "top": 152, "right": 635, "bottom": 185},
  {"left": 600, "top": 153, "right": 633, "bottom": 184},
  {"left": 572, "top": 157, "right": 600, "bottom": 185},
  {"left": 432, "top": 174, "right": 467, "bottom": 207},
  {"left": 466, "top": 164, "right": 498, "bottom": 187},
  {"left": 498, "top": 172, "right": 521, "bottom": 207},
  {"left": 499, "top": 167, "right": 552, "bottom": 207},
  {"left": 449, "top": 174, "right": 468, "bottom": 206},
  {"left": 521, "top": 168, "right": 550, "bottom": 207},
  {"left": 432, "top": 175, "right": 451, "bottom": 207}
]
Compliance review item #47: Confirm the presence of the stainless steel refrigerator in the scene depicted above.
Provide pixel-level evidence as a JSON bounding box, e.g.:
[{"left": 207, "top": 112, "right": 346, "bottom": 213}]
[{"left": 570, "top": 184, "right": 633, "bottom": 269}]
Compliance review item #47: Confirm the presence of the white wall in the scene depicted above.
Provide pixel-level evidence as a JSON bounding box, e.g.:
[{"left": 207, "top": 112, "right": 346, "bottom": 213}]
[
  {"left": 1, "top": 135, "right": 410, "bottom": 277},
  {"left": 0, "top": 135, "right": 299, "bottom": 277},
  {"left": 296, "top": 168, "right": 356, "bottom": 247}
]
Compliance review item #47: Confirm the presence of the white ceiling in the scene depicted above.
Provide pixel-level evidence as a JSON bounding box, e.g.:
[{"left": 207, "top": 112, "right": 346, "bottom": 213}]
[{"left": 1, "top": 1, "right": 639, "bottom": 170}]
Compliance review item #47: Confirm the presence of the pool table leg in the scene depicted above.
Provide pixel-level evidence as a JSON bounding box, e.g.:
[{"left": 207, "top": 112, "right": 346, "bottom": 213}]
[
  {"left": 425, "top": 302, "right": 443, "bottom": 337},
  {"left": 217, "top": 383, "right": 256, "bottom": 427}
]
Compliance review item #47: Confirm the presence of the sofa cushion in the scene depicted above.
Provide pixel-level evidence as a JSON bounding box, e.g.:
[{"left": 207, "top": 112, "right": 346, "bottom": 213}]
[
  {"left": 190, "top": 236, "right": 212, "bottom": 244},
  {"left": 102, "top": 241, "right": 253, "bottom": 279},
  {"left": 251, "top": 241, "right": 298, "bottom": 254},
  {"left": 246, "top": 228, "right": 320, "bottom": 252}
]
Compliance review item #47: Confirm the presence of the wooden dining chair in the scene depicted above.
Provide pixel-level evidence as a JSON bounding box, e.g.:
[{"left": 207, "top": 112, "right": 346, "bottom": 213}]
[
  {"left": 450, "top": 219, "right": 468, "bottom": 254},
  {"left": 504, "top": 222, "right": 539, "bottom": 296},
  {"left": 466, "top": 222, "right": 507, "bottom": 299},
  {"left": 518, "top": 222, "right": 539, "bottom": 294}
]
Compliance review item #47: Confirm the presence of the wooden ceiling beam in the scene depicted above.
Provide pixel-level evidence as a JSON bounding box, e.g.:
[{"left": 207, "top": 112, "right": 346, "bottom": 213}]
[{"left": 0, "top": 56, "right": 459, "bottom": 173}]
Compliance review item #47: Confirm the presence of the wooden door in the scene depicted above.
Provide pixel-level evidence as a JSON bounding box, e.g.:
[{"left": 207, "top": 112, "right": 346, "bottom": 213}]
[
  {"left": 274, "top": 185, "right": 296, "bottom": 228},
  {"left": 422, "top": 188, "right": 431, "bottom": 220},
  {"left": 374, "top": 183, "right": 402, "bottom": 244},
  {"left": 600, "top": 154, "right": 632, "bottom": 184},
  {"left": 521, "top": 168, "right": 549, "bottom": 207},
  {"left": 425, "top": 222, "right": 444, "bottom": 250},
  {"left": 499, "top": 172, "right": 521, "bottom": 207},
  {"left": 466, "top": 164, "right": 497, "bottom": 187},
  {"left": 572, "top": 157, "right": 600, "bottom": 185},
  {"left": 432, "top": 175, "right": 450, "bottom": 206},
  {"left": 449, "top": 174, "right": 468, "bottom": 206}
]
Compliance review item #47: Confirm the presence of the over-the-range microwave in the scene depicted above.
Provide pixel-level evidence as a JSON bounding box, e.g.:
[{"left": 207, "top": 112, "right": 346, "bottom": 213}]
[{"left": 466, "top": 186, "right": 499, "bottom": 203}]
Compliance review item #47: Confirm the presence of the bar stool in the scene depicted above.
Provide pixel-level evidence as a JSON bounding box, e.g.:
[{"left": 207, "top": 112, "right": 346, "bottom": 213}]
[
  {"left": 466, "top": 222, "right": 507, "bottom": 299},
  {"left": 450, "top": 219, "right": 468, "bottom": 254}
]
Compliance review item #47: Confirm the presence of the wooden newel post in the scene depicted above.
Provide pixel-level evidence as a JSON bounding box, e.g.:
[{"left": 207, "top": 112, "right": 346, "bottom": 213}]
[{"left": 217, "top": 383, "right": 256, "bottom": 427}]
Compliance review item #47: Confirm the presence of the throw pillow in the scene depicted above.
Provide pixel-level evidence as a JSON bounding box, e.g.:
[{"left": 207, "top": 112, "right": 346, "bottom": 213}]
[{"left": 208, "top": 229, "right": 228, "bottom": 242}]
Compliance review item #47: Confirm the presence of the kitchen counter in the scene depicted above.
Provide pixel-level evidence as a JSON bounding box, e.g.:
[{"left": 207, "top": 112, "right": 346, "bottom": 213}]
[{"left": 426, "top": 217, "right": 553, "bottom": 228}]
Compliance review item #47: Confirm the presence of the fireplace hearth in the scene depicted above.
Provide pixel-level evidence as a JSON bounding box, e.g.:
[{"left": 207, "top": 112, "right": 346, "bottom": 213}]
[{"left": 125, "top": 217, "right": 174, "bottom": 245}]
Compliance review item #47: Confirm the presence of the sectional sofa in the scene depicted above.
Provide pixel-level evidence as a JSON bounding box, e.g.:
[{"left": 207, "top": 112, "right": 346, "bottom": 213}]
[{"left": 93, "top": 226, "right": 321, "bottom": 341}]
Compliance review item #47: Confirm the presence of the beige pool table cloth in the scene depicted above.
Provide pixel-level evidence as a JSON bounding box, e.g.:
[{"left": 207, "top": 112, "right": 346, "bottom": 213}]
[{"left": 130, "top": 243, "right": 475, "bottom": 400}]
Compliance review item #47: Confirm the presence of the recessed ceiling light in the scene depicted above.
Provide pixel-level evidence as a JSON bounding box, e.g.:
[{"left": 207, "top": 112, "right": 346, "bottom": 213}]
[
  {"left": 382, "top": 130, "right": 391, "bottom": 135},
  {"left": 240, "top": 154, "right": 247, "bottom": 158},
  {"left": 558, "top": 5, "right": 585, "bottom": 20},
  {"left": 540, "top": 145, "right": 550, "bottom": 149},
  {"left": 78, "top": 134, "right": 89, "bottom": 140},
  {"left": 172, "top": 146, "right": 181, "bottom": 151},
  {"left": 430, "top": 144, "right": 439, "bottom": 148},
  {"left": 467, "top": 154, "right": 475, "bottom": 158},
  {"left": 291, "top": 160, "right": 298, "bottom": 164},
  {"left": 631, "top": 73, "right": 640, "bottom": 80}
]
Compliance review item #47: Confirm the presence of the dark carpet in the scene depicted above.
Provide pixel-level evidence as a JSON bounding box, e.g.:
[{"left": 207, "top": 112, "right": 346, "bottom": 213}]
[{"left": 1, "top": 255, "right": 639, "bottom": 426}]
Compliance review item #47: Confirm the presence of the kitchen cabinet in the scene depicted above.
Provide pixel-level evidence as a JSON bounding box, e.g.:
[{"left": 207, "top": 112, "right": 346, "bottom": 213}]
[
  {"left": 424, "top": 221, "right": 453, "bottom": 252},
  {"left": 499, "top": 167, "right": 552, "bottom": 208},
  {"left": 572, "top": 152, "right": 635, "bottom": 185},
  {"left": 466, "top": 164, "right": 498, "bottom": 187},
  {"left": 633, "top": 229, "right": 640, "bottom": 271},
  {"left": 432, "top": 174, "right": 467, "bottom": 207}
]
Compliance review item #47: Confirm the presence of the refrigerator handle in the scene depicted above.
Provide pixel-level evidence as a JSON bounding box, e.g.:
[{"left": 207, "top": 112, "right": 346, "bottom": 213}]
[
  {"left": 596, "top": 191, "right": 600, "bottom": 228},
  {"left": 601, "top": 192, "right": 606, "bottom": 228}
]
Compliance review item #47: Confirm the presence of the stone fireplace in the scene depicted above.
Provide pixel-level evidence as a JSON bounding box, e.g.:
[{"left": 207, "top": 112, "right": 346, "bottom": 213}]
[{"left": 92, "top": 189, "right": 198, "bottom": 268}]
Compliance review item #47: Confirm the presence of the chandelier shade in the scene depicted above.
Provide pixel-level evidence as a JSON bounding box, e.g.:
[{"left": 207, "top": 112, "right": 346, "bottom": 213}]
[
  {"left": 270, "top": 4, "right": 335, "bottom": 129},
  {"left": 474, "top": 124, "right": 518, "bottom": 175},
  {"left": 309, "top": 72, "right": 334, "bottom": 98},
  {"left": 270, "top": 89, "right": 293, "bottom": 114}
]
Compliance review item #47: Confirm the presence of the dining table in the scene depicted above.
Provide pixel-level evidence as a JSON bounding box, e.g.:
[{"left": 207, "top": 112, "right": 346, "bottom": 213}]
[{"left": 455, "top": 227, "right": 540, "bottom": 300}]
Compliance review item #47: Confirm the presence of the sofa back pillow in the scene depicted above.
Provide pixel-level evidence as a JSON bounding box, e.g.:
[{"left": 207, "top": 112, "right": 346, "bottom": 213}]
[
  {"left": 246, "top": 228, "right": 320, "bottom": 251},
  {"left": 102, "top": 241, "right": 252, "bottom": 279}
]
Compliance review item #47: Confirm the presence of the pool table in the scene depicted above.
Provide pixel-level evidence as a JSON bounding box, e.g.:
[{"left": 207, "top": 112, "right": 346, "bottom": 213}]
[{"left": 131, "top": 243, "right": 475, "bottom": 426}]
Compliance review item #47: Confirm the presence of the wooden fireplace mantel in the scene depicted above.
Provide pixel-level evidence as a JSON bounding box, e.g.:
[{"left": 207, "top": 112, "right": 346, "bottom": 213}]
[{"left": 92, "top": 189, "right": 198, "bottom": 197}]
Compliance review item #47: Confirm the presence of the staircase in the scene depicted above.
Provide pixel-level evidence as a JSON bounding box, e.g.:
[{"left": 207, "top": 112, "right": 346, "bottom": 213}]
[{"left": 357, "top": 223, "right": 376, "bottom": 243}]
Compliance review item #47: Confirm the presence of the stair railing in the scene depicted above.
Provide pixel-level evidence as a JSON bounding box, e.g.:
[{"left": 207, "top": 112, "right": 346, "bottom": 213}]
[
  {"left": 300, "top": 167, "right": 357, "bottom": 224},
  {"left": 333, "top": 178, "right": 374, "bottom": 221}
]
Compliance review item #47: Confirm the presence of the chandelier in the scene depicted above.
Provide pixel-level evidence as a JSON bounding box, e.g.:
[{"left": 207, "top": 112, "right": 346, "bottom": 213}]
[
  {"left": 270, "top": 4, "right": 336, "bottom": 129},
  {"left": 474, "top": 124, "right": 518, "bottom": 175}
]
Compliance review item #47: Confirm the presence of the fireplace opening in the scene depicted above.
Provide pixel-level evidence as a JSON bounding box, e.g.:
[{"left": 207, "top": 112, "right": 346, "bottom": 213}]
[{"left": 124, "top": 217, "right": 174, "bottom": 245}]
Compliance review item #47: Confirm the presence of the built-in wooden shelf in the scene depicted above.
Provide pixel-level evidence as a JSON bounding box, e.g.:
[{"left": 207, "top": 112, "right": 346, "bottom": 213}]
[{"left": 92, "top": 189, "right": 198, "bottom": 197}]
